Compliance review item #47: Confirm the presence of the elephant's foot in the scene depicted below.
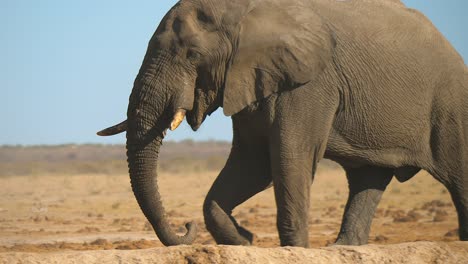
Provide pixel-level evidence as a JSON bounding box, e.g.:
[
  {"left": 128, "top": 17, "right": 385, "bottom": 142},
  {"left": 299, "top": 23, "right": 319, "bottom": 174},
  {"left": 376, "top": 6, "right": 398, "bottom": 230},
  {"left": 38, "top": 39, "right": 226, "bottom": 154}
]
[
  {"left": 203, "top": 200, "right": 253, "bottom": 245},
  {"left": 236, "top": 224, "right": 254, "bottom": 244},
  {"left": 333, "top": 232, "right": 368, "bottom": 246},
  {"left": 279, "top": 234, "right": 309, "bottom": 248}
]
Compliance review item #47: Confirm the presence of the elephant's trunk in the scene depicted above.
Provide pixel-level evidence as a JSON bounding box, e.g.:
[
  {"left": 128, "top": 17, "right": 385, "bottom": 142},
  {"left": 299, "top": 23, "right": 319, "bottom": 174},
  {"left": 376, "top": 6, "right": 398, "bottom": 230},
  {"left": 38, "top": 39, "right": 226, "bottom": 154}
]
[
  {"left": 126, "top": 76, "right": 196, "bottom": 246},
  {"left": 126, "top": 136, "right": 196, "bottom": 246}
]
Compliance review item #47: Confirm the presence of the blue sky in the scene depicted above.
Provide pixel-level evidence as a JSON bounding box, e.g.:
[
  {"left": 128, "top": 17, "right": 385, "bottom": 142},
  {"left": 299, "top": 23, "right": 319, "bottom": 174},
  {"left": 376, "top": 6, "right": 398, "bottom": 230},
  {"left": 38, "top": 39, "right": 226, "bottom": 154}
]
[{"left": 1, "top": 0, "right": 467, "bottom": 145}]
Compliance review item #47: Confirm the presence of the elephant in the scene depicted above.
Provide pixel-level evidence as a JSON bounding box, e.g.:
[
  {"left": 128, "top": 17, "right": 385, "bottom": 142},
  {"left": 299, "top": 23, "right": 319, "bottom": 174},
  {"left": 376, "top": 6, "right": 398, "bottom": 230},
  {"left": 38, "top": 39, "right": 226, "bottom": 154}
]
[{"left": 98, "top": 0, "right": 468, "bottom": 247}]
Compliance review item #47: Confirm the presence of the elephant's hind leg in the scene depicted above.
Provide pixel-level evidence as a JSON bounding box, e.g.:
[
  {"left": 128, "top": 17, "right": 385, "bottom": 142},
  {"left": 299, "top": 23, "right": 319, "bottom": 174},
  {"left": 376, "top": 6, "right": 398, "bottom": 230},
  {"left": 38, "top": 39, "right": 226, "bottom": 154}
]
[
  {"left": 452, "top": 150, "right": 468, "bottom": 240},
  {"left": 448, "top": 181, "right": 468, "bottom": 241},
  {"left": 428, "top": 125, "right": 468, "bottom": 241},
  {"left": 203, "top": 147, "right": 271, "bottom": 245},
  {"left": 432, "top": 164, "right": 468, "bottom": 241},
  {"left": 334, "top": 166, "right": 393, "bottom": 245}
]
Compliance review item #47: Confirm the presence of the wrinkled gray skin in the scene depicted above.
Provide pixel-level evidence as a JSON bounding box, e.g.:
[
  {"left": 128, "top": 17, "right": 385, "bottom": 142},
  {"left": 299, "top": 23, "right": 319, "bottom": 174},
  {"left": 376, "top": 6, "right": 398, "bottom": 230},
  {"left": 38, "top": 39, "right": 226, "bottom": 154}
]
[{"left": 100, "top": 0, "right": 468, "bottom": 247}]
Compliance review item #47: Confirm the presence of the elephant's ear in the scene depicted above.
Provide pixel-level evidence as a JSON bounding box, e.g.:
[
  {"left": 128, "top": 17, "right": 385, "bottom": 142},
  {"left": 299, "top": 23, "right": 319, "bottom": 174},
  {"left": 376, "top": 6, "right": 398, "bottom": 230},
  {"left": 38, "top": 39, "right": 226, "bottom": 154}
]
[{"left": 223, "top": 3, "right": 336, "bottom": 116}]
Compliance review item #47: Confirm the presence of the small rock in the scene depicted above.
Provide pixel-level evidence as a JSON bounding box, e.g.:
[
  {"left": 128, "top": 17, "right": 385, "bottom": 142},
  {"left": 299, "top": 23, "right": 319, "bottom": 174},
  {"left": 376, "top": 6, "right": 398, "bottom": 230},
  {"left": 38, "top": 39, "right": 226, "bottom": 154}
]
[
  {"left": 374, "top": 235, "right": 389, "bottom": 242},
  {"left": 444, "top": 229, "right": 459, "bottom": 237},
  {"left": 90, "top": 238, "right": 108, "bottom": 246},
  {"left": 249, "top": 208, "right": 259, "bottom": 213}
]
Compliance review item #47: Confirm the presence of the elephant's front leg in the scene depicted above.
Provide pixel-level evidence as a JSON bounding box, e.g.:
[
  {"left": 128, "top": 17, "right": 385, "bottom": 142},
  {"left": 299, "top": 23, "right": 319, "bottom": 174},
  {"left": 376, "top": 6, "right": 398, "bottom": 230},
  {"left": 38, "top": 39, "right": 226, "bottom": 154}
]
[
  {"left": 203, "top": 146, "right": 271, "bottom": 245},
  {"left": 203, "top": 115, "right": 272, "bottom": 245},
  {"left": 269, "top": 85, "right": 338, "bottom": 247},
  {"left": 270, "top": 151, "right": 314, "bottom": 247}
]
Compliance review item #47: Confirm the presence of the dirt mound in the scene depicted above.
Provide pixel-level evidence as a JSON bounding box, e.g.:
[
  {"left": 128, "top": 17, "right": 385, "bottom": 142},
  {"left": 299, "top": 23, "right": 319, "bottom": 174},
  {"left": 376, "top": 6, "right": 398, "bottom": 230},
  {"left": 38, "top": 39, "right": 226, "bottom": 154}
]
[{"left": 1, "top": 242, "right": 467, "bottom": 264}]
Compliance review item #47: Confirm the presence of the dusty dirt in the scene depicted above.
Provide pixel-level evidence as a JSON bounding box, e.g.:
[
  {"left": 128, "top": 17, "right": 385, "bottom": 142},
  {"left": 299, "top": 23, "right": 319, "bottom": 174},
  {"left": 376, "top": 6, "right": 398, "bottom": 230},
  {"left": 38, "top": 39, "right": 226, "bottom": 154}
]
[
  {"left": 0, "top": 165, "right": 466, "bottom": 262},
  {"left": 2, "top": 242, "right": 467, "bottom": 264}
]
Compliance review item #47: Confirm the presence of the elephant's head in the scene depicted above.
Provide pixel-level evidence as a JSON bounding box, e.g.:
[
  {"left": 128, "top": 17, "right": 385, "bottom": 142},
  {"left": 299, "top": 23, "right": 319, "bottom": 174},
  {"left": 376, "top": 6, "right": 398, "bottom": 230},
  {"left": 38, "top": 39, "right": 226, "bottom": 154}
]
[{"left": 98, "top": 0, "right": 335, "bottom": 246}]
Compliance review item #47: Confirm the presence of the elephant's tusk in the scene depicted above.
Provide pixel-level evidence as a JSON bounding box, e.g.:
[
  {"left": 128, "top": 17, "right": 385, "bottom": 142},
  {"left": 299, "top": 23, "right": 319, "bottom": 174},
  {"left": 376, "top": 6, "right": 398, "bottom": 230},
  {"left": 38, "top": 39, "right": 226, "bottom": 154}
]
[
  {"left": 97, "top": 120, "right": 128, "bottom": 136},
  {"left": 170, "top": 109, "right": 186, "bottom": 131}
]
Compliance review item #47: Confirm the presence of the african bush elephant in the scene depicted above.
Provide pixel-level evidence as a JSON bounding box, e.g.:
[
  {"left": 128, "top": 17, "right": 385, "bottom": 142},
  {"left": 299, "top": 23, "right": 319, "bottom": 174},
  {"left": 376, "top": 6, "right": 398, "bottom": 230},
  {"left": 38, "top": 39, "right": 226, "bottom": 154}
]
[{"left": 98, "top": 0, "right": 468, "bottom": 247}]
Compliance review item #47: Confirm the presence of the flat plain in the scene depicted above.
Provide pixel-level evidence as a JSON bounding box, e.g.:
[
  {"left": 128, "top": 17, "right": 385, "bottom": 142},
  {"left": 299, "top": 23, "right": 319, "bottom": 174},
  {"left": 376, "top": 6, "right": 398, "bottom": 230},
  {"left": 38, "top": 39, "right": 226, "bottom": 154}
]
[{"left": 0, "top": 143, "right": 465, "bottom": 263}]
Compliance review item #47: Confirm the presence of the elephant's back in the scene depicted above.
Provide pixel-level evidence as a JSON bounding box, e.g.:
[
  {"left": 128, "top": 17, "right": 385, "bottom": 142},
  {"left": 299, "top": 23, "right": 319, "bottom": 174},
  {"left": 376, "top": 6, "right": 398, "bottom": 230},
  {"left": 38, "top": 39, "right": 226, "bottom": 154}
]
[
  {"left": 310, "top": 0, "right": 466, "bottom": 165},
  {"left": 307, "top": 0, "right": 466, "bottom": 98},
  {"left": 309, "top": 0, "right": 443, "bottom": 44},
  {"left": 307, "top": 0, "right": 463, "bottom": 65}
]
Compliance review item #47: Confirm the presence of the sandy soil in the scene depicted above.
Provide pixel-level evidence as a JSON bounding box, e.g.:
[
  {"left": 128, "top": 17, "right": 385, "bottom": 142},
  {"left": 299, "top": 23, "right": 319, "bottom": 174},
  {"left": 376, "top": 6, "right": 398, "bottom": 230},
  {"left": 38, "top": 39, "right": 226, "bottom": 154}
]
[
  {"left": 0, "top": 166, "right": 461, "bottom": 252},
  {"left": 1, "top": 165, "right": 467, "bottom": 263},
  {"left": 2, "top": 242, "right": 467, "bottom": 264}
]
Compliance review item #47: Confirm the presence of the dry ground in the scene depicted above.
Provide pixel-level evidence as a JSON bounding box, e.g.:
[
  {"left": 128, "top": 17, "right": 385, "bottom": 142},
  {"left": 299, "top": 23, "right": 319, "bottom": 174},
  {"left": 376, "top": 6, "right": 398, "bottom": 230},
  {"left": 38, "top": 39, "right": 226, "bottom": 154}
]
[
  {"left": 0, "top": 144, "right": 466, "bottom": 263},
  {"left": 0, "top": 166, "right": 461, "bottom": 252}
]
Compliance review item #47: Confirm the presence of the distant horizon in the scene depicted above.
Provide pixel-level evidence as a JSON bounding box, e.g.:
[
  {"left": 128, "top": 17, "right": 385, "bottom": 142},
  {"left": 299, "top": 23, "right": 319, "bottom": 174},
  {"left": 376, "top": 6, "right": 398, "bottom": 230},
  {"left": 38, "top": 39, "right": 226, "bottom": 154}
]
[
  {"left": 2, "top": 1, "right": 467, "bottom": 145},
  {"left": 0, "top": 138, "right": 232, "bottom": 148}
]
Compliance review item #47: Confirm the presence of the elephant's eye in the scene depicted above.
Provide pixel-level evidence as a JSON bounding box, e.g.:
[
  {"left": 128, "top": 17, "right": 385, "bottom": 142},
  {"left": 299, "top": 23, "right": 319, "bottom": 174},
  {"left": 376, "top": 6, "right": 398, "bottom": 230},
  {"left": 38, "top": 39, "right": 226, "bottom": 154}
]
[{"left": 186, "top": 49, "right": 201, "bottom": 61}]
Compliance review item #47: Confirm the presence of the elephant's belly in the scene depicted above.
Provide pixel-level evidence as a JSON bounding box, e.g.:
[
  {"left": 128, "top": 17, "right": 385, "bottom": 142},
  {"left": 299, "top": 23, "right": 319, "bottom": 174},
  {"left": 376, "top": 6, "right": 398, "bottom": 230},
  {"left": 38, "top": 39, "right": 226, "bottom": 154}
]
[{"left": 324, "top": 128, "right": 419, "bottom": 170}]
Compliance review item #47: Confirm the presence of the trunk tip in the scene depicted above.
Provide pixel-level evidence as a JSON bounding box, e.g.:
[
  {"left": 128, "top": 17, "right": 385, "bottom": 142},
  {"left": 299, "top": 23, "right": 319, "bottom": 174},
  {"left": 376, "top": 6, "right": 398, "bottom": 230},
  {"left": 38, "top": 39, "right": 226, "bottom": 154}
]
[
  {"left": 185, "top": 221, "right": 197, "bottom": 235},
  {"left": 160, "top": 221, "right": 198, "bottom": 246}
]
